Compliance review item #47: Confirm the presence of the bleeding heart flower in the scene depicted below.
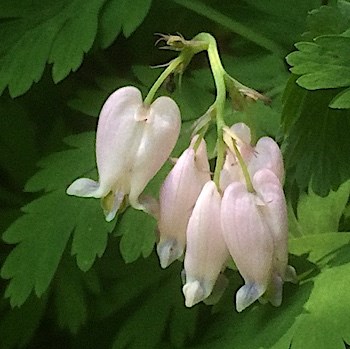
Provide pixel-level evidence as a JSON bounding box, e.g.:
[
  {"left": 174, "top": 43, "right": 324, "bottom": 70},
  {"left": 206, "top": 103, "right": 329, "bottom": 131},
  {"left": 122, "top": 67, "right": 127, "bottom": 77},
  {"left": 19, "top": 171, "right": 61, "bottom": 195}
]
[
  {"left": 66, "top": 86, "right": 181, "bottom": 222},
  {"left": 182, "top": 181, "right": 229, "bottom": 307},
  {"left": 156, "top": 137, "right": 210, "bottom": 268},
  {"left": 220, "top": 123, "right": 284, "bottom": 191},
  {"left": 221, "top": 168, "right": 295, "bottom": 312}
]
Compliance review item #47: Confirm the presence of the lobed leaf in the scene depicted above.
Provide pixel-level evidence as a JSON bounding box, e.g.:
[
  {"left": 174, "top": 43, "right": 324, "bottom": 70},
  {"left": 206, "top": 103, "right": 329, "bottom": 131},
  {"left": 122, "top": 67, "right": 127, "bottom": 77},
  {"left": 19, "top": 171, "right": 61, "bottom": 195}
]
[
  {"left": 25, "top": 132, "right": 96, "bottom": 193},
  {"left": 116, "top": 208, "right": 156, "bottom": 264},
  {"left": 292, "top": 181, "right": 350, "bottom": 235},
  {"left": 0, "top": 0, "right": 152, "bottom": 97},
  {"left": 1, "top": 133, "right": 116, "bottom": 306},
  {"left": 1, "top": 191, "right": 78, "bottom": 306},
  {"left": 303, "top": 0, "right": 350, "bottom": 39}
]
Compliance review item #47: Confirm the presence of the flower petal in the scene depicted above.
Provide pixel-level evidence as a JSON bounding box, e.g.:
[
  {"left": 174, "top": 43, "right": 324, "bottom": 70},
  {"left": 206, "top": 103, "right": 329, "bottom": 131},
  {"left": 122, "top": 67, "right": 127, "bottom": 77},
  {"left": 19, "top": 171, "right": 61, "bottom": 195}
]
[
  {"left": 182, "top": 280, "right": 205, "bottom": 308},
  {"left": 156, "top": 238, "right": 183, "bottom": 269},
  {"left": 253, "top": 168, "right": 288, "bottom": 278},
  {"left": 101, "top": 191, "right": 125, "bottom": 222},
  {"left": 95, "top": 87, "right": 145, "bottom": 197},
  {"left": 221, "top": 181, "right": 274, "bottom": 311},
  {"left": 236, "top": 283, "right": 266, "bottom": 312},
  {"left": 183, "top": 181, "right": 228, "bottom": 306},
  {"left": 157, "top": 139, "right": 210, "bottom": 268},
  {"left": 128, "top": 96, "right": 181, "bottom": 209},
  {"left": 248, "top": 137, "right": 284, "bottom": 183},
  {"left": 66, "top": 178, "right": 101, "bottom": 197}
]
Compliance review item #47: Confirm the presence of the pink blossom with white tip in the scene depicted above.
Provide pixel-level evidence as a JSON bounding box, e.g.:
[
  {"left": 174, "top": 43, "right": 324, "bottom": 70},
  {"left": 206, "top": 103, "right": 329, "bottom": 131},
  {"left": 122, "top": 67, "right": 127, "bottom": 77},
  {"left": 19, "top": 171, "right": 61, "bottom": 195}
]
[
  {"left": 221, "top": 168, "right": 295, "bottom": 312},
  {"left": 156, "top": 137, "right": 210, "bottom": 268},
  {"left": 183, "top": 181, "right": 229, "bottom": 307},
  {"left": 220, "top": 123, "right": 284, "bottom": 191}
]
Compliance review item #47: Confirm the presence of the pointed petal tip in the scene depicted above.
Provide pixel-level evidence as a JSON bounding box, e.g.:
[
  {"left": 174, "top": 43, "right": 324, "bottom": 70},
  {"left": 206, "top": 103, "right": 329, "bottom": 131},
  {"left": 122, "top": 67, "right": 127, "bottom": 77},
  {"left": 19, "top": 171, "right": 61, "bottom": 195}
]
[
  {"left": 183, "top": 281, "right": 205, "bottom": 307},
  {"left": 66, "top": 178, "right": 101, "bottom": 197},
  {"left": 267, "top": 274, "right": 283, "bottom": 307},
  {"left": 236, "top": 283, "right": 266, "bottom": 312},
  {"left": 284, "top": 265, "right": 298, "bottom": 284},
  {"left": 104, "top": 211, "right": 116, "bottom": 222},
  {"left": 156, "top": 239, "right": 183, "bottom": 269},
  {"left": 101, "top": 191, "right": 124, "bottom": 222}
]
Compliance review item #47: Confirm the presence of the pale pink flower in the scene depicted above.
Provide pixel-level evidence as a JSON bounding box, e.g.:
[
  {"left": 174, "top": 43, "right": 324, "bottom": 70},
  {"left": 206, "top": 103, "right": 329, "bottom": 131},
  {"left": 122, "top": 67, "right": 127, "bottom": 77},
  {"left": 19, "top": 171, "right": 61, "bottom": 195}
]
[
  {"left": 156, "top": 137, "right": 210, "bottom": 268},
  {"left": 221, "top": 168, "right": 295, "bottom": 312},
  {"left": 220, "top": 123, "right": 284, "bottom": 191},
  {"left": 248, "top": 137, "right": 284, "bottom": 183},
  {"left": 67, "top": 86, "right": 181, "bottom": 221},
  {"left": 183, "top": 181, "right": 229, "bottom": 307}
]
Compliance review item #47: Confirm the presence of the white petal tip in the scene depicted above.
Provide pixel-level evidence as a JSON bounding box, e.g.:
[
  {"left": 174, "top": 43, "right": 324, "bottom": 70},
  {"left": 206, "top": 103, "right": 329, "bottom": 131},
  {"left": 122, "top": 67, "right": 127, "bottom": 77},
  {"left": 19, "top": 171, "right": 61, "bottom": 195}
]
[
  {"left": 183, "top": 281, "right": 205, "bottom": 307},
  {"left": 66, "top": 178, "right": 101, "bottom": 198},
  {"left": 156, "top": 239, "right": 183, "bottom": 269},
  {"left": 284, "top": 265, "right": 298, "bottom": 284},
  {"left": 267, "top": 275, "right": 283, "bottom": 307},
  {"left": 102, "top": 192, "right": 124, "bottom": 222},
  {"left": 104, "top": 211, "right": 116, "bottom": 222},
  {"left": 236, "top": 283, "right": 265, "bottom": 312}
]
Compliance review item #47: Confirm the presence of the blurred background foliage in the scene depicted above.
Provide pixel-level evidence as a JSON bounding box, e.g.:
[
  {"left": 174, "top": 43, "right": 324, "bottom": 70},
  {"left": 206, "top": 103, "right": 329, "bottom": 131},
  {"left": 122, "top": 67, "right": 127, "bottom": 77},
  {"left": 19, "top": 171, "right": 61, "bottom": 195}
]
[{"left": 0, "top": 0, "right": 350, "bottom": 348}]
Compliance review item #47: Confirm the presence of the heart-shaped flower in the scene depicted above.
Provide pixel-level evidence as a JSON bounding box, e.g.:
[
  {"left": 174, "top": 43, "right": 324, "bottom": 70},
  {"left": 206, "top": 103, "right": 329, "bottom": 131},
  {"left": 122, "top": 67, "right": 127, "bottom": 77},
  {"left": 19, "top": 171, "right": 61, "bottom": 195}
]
[{"left": 67, "top": 86, "right": 181, "bottom": 221}]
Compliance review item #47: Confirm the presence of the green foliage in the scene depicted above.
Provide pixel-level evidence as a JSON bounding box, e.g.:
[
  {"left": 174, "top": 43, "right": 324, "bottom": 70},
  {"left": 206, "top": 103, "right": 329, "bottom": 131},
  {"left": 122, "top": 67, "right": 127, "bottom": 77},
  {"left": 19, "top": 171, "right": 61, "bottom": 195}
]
[
  {"left": 0, "top": 0, "right": 152, "bottom": 97},
  {"left": 286, "top": 0, "right": 350, "bottom": 109},
  {"left": 192, "top": 234, "right": 350, "bottom": 349},
  {"left": 0, "top": 295, "right": 47, "bottom": 349},
  {"left": 303, "top": 0, "right": 350, "bottom": 38},
  {"left": 53, "top": 254, "right": 97, "bottom": 334},
  {"left": 291, "top": 181, "right": 350, "bottom": 236},
  {"left": 109, "top": 261, "right": 198, "bottom": 349},
  {"left": 287, "top": 36, "right": 350, "bottom": 108},
  {"left": 282, "top": 83, "right": 350, "bottom": 196},
  {"left": 1, "top": 133, "right": 116, "bottom": 306},
  {"left": 1, "top": 0, "right": 350, "bottom": 349},
  {"left": 116, "top": 208, "right": 156, "bottom": 264},
  {"left": 98, "top": 0, "right": 152, "bottom": 47}
]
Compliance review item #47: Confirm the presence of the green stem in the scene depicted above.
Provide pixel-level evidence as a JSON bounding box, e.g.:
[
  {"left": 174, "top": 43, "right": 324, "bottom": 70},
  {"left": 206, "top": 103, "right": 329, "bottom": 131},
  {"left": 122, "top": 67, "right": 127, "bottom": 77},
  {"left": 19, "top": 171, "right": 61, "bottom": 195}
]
[
  {"left": 196, "top": 33, "right": 227, "bottom": 188},
  {"left": 144, "top": 37, "right": 208, "bottom": 105},
  {"left": 144, "top": 57, "right": 182, "bottom": 105},
  {"left": 231, "top": 141, "right": 254, "bottom": 193}
]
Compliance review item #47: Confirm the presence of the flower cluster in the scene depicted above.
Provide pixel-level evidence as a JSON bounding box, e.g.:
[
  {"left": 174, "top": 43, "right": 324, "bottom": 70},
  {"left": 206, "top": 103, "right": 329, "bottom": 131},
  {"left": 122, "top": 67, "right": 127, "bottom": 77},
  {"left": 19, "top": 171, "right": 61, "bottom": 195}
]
[
  {"left": 157, "top": 122, "right": 297, "bottom": 311},
  {"left": 67, "top": 85, "right": 296, "bottom": 312}
]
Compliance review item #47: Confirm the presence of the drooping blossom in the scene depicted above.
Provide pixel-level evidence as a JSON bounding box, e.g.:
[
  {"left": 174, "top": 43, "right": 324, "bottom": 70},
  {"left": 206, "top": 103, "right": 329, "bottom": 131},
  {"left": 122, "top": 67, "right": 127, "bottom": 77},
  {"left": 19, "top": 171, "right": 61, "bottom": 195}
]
[
  {"left": 221, "top": 168, "right": 296, "bottom": 312},
  {"left": 156, "top": 137, "right": 210, "bottom": 268},
  {"left": 220, "top": 122, "right": 284, "bottom": 191},
  {"left": 67, "top": 86, "right": 181, "bottom": 221},
  {"left": 183, "top": 181, "right": 229, "bottom": 307}
]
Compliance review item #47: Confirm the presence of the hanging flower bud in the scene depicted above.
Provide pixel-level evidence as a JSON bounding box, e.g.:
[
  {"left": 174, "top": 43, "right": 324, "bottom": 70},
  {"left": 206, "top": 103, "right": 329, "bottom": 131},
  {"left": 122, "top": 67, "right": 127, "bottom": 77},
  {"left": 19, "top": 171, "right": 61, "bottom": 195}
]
[
  {"left": 220, "top": 123, "right": 254, "bottom": 191},
  {"left": 220, "top": 123, "right": 284, "bottom": 191},
  {"left": 66, "top": 86, "right": 181, "bottom": 222},
  {"left": 183, "top": 181, "right": 229, "bottom": 307},
  {"left": 248, "top": 137, "right": 284, "bottom": 183},
  {"left": 252, "top": 169, "right": 297, "bottom": 306},
  {"left": 221, "top": 168, "right": 294, "bottom": 312},
  {"left": 156, "top": 137, "right": 210, "bottom": 268}
]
